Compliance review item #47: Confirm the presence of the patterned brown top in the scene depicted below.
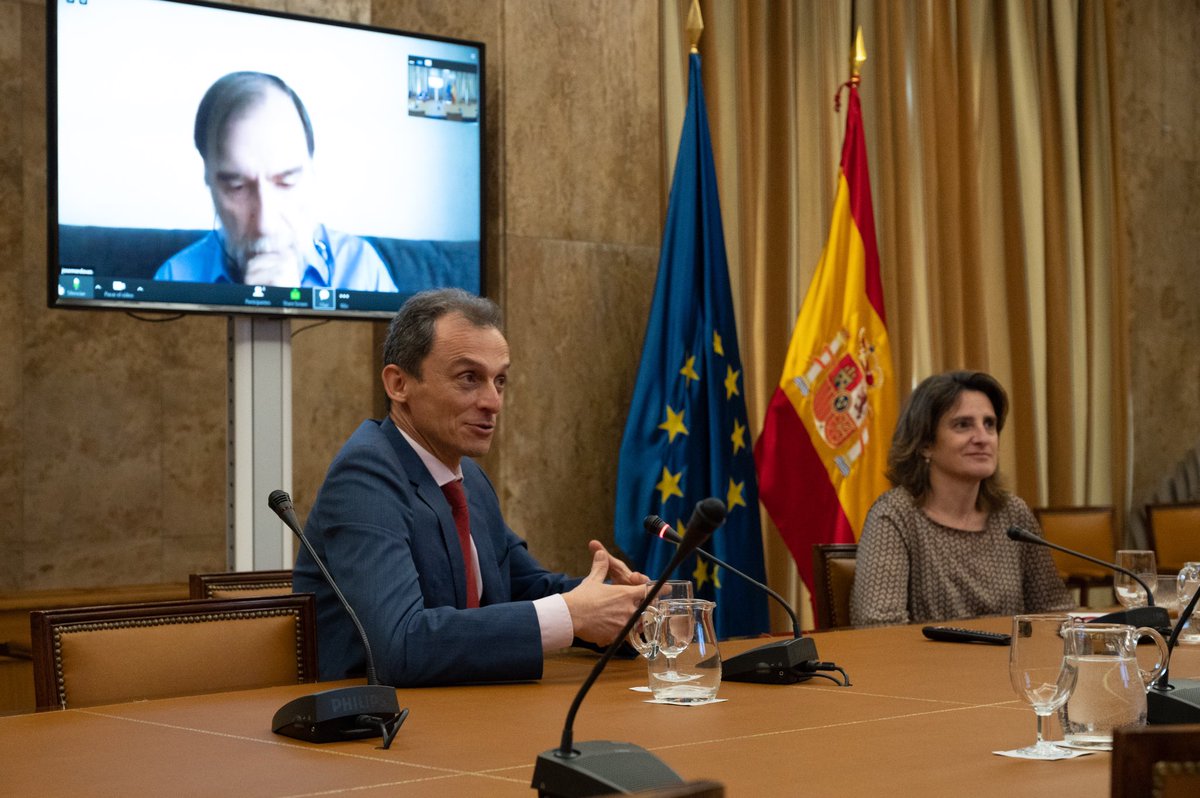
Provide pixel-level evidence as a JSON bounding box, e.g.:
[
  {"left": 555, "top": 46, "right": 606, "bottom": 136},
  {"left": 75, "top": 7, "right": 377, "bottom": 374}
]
[{"left": 849, "top": 487, "right": 1073, "bottom": 627}]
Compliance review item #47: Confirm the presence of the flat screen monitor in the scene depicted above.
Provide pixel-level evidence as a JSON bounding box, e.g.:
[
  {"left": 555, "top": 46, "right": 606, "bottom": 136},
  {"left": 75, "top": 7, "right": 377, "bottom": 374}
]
[{"left": 48, "top": 0, "right": 484, "bottom": 319}]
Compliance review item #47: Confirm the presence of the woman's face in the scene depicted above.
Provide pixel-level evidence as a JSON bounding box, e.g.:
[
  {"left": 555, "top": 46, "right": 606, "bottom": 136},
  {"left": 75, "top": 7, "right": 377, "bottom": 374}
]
[{"left": 923, "top": 389, "right": 999, "bottom": 485}]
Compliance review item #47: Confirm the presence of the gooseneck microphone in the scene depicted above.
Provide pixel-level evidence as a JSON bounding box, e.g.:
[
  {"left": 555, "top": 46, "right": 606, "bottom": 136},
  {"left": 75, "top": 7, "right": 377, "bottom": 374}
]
[
  {"left": 644, "top": 516, "right": 837, "bottom": 685},
  {"left": 644, "top": 516, "right": 800, "bottom": 636},
  {"left": 1006, "top": 525, "right": 1200, "bottom": 724},
  {"left": 532, "top": 498, "right": 727, "bottom": 798},
  {"left": 1004, "top": 526, "right": 1168, "bottom": 629},
  {"left": 268, "top": 490, "right": 408, "bottom": 748}
]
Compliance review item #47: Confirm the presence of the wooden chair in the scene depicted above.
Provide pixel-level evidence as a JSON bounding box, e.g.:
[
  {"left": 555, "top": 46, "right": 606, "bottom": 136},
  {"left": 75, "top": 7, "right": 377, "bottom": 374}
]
[
  {"left": 1112, "top": 724, "right": 1200, "bottom": 798},
  {"left": 812, "top": 544, "right": 857, "bottom": 630},
  {"left": 1147, "top": 501, "right": 1200, "bottom": 572},
  {"left": 30, "top": 594, "right": 317, "bottom": 712},
  {"left": 189, "top": 569, "right": 293, "bottom": 599},
  {"left": 1033, "top": 506, "right": 1116, "bottom": 599}
]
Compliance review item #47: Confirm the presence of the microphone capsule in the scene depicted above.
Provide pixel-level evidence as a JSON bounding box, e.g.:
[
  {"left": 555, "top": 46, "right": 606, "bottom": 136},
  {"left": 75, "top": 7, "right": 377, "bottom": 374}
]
[
  {"left": 643, "top": 515, "right": 681, "bottom": 544},
  {"left": 643, "top": 515, "right": 668, "bottom": 537},
  {"left": 268, "top": 489, "right": 294, "bottom": 516},
  {"left": 1006, "top": 526, "right": 1036, "bottom": 543}
]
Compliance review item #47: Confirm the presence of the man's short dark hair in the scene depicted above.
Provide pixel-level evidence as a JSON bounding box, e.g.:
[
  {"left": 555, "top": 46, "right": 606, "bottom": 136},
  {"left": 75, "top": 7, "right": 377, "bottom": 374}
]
[
  {"left": 383, "top": 289, "right": 503, "bottom": 379},
  {"left": 194, "top": 71, "right": 315, "bottom": 162},
  {"left": 885, "top": 370, "right": 1010, "bottom": 511}
]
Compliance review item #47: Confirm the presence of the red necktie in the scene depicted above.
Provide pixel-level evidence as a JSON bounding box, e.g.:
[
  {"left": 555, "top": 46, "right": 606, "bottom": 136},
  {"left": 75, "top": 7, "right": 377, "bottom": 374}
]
[{"left": 440, "top": 480, "right": 479, "bottom": 608}]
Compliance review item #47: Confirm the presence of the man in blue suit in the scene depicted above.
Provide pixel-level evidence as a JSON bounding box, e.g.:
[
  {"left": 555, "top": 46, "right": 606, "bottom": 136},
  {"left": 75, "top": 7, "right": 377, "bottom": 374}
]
[{"left": 294, "top": 288, "right": 648, "bottom": 685}]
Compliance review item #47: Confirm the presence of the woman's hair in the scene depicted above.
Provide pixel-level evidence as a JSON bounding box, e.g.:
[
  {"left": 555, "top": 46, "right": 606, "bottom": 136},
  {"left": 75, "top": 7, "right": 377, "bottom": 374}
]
[{"left": 885, "top": 370, "right": 1009, "bottom": 511}]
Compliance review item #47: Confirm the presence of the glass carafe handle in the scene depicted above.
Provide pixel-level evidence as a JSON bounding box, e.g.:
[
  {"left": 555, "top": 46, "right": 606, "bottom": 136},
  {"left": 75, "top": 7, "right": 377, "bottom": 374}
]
[
  {"left": 627, "top": 605, "right": 662, "bottom": 657},
  {"left": 1133, "top": 626, "right": 1170, "bottom": 688}
]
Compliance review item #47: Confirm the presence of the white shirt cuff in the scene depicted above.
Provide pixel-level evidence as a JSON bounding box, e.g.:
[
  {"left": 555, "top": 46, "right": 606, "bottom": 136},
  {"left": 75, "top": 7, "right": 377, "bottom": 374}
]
[{"left": 534, "top": 594, "right": 574, "bottom": 651}]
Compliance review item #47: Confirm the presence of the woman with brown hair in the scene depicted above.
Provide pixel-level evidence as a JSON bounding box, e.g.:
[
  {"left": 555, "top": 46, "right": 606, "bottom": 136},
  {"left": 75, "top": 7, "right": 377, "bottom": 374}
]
[{"left": 849, "top": 370, "right": 1072, "bottom": 627}]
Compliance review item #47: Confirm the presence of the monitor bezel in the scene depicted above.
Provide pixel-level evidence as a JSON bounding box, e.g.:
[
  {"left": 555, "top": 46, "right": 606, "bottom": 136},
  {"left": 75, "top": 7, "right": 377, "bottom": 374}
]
[{"left": 46, "top": 0, "right": 487, "bottom": 321}]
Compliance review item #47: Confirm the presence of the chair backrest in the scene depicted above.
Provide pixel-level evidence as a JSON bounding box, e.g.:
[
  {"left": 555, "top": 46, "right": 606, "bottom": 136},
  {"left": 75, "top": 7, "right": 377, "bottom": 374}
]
[
  {"left": 30, "top": 594, "right": 317, "bottom": 712},
  {"left": 188, "top": 569, "right": 294, "bottom": 599},
  {"left": 626, "top": 780, "right": 725, "bottom": 797},
  {"left": 1146, "top": 502, "right": 1200, "bottom": 573},
  {"left": 1112, "top": 724, "right": 1200, "bottom": 798},
  {"left": 812, "top": 544, "right": 858, "bottom": 630},
  {"left": 1033, "top": 506, "right": 1116, "bottom": 581}
]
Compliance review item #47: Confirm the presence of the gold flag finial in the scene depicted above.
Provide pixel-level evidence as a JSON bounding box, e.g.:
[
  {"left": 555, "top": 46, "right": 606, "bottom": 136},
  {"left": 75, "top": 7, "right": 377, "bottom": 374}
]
[
  {"left": 850, "top": 26, "right": 867, "bottom": 84},
  {"left": 687, "top": 0, "right": 704, "bottom": 53},
  {"left": 835, "top": 26, "right": 867, "bottom": 109}
]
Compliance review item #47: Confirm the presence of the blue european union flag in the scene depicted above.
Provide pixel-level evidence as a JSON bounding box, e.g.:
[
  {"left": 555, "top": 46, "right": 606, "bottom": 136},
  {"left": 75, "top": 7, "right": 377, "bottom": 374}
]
[{"left": 614, "top": 53, "right": 768, "bottom": 639}]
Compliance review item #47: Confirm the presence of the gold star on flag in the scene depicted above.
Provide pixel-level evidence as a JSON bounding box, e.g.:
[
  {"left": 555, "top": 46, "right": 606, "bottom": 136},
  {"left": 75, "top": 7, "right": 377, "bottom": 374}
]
[
  {"left": 692, "top": 558, "right": 710, "bottom": 590},
  {"left": 724, "top": 365, "right": 741, "bottom": 399},
  {"left": 731, "top": 418, "right": 747, "bottom": 454},
  {"left": 655, "top": 467, "right": 684, "bottom": 504},
  {"left": 658, "top": 405, "right": 688, "bottom": 443},
  {"left": 711, "top": 565, "right": 722, "bottom": 589},
  {"left": 713, "top": 330, "right": 724, "bottom": 356},
  {"left": 679, "top": 355, "right": 700, "bottom": 383},
  {"left": 727, "top": 478, "right": 746, "bottom": 511}
]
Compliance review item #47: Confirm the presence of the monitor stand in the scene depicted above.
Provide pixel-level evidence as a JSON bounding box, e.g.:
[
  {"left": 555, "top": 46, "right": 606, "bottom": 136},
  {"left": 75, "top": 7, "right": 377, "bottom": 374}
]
[{"left": 227, "top": 317, "right": 293, "bottom": 570}]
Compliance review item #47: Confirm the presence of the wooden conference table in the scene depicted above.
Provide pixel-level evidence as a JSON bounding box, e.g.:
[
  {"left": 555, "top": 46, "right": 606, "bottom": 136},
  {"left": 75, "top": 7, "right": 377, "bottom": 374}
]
[{"left": 3, "top": 616, "right": 1196, "bottom": 797}]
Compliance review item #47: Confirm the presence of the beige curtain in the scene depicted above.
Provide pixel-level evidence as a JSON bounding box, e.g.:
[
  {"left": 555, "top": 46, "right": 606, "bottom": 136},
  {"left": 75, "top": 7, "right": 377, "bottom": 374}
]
[{"left": 661, "top": 0, "right": 1128, "bottom": 631}]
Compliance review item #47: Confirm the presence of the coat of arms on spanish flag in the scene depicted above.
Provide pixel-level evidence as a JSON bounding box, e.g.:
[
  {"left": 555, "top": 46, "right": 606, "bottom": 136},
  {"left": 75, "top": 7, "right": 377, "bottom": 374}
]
[{"left": 754, "top": 74, "right": 898, "bottom": 595}]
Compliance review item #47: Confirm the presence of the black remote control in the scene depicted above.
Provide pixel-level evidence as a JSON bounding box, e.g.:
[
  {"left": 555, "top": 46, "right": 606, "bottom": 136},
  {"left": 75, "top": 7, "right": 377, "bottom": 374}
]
[{"left": 921, "top": 626, "right": 1011, "bottom": 645}]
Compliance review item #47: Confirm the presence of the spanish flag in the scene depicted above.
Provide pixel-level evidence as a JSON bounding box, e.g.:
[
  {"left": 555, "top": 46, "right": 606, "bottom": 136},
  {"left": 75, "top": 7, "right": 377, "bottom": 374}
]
[{"left": 754, "top": 81, "right": 898, "bottom": 594}]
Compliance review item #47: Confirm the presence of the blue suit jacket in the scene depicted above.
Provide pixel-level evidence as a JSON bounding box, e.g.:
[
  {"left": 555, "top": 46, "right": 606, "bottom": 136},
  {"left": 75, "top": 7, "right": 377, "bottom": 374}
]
[{"left": 293, "top": 419, "right": 581, "bottom": 685}]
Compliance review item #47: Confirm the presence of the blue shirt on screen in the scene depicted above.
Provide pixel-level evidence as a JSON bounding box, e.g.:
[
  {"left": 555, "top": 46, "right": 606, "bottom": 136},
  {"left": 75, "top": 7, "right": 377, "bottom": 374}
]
[{"left": 153, "top": 225, "right": 398, "bottom": 291}]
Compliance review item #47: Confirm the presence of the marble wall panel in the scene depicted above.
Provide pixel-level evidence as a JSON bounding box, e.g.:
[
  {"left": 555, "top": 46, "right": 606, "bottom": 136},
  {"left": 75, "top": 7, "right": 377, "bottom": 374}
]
[
  {"left": 289, "top": 320, "right": 380, "bottom": 524},
  {"left": 20, "top": 309, "right": 171, "bottom": 588},
  {"left": 372, "top": 0, "right": 499, "bottom": 43},
  {"left": 1115, "top": 0, "right": 1200, "bottom": 504},
  {"left": 503, "top": 0, "right": 661, "bottom": 248},
  {"left": 497, "top": 235, "right": 659, "bottom": 575},
  {"left": 0, "top": 286, "right": 19, "bottom": 589},
  {"left": 287, "top": 0, "right": 371, "bottom": 25},
  {"left": 0, "top": 4, "right": 17, "bottom": 264},
  {"left": 0, "top": 0, "right": 25, "bottom": 590},
  {"left": 495, "top": 0, "right": 663, "bottom": 576},
  {"left": 157, "top": 315, "right": 228, "bottom": 580}
]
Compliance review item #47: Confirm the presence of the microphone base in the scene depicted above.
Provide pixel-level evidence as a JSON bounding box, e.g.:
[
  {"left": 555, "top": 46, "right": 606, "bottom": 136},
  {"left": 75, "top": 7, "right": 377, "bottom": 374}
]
[
  {"left": 532, "top": 740, "right": 683, "bottom": 797},
  {"left": 721, "top": 637, "right": 819, "bottom": 685},
  {"left": 1148, "top": 679, "right": 1200, "bottom": 724},
  {"left": 1088, "top": 606, "right": 1172, "bottom": 637},
  {"left": 272, "top": 684, "right": 402, "bottom": 743}
]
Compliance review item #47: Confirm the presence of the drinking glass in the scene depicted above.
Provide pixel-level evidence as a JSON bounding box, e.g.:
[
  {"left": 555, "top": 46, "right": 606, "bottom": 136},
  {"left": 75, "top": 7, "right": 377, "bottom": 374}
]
[
  {"left": 1154, "top": 573, "right": 1183, "bottom": 617},
  {"left": 1008, "top": 614, "right": 1077, "bottom": 759},
  {"left": 1114, "top": 550, "right": 1157, "bottom": 608},
  {"left": 1178, "top": 562, "right": 1200, "bottom": 644},
  {"left": 646, "top": 579, "right": 694, "bottom": 606},
  {"left": 627, "top": 579, "right": 694, "bottom": 673}
]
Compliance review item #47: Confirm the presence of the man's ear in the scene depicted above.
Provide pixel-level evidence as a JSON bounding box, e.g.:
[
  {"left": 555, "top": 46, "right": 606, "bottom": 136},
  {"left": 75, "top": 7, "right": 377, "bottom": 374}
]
[{"left": 381, "top": 364, "right": 409, "bottom": 404}]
